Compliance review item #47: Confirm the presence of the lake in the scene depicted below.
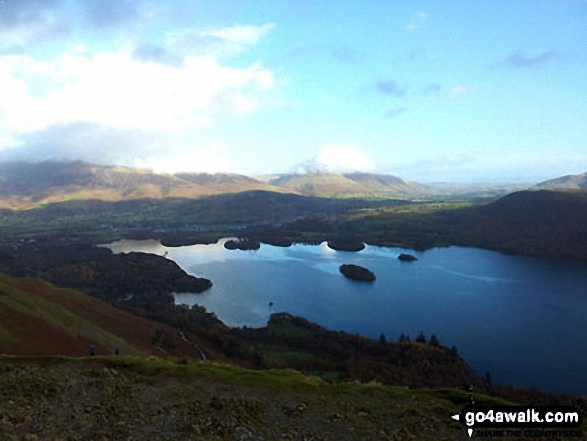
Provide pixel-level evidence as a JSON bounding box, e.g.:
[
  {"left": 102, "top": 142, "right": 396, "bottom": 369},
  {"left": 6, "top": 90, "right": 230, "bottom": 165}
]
[{"left": 106, "top": 239, "right": 587, "bottom": 395}]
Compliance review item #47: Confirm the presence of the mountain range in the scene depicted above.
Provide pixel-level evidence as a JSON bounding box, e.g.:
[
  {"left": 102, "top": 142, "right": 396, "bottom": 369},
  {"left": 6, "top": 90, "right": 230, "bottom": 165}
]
[
  {"left": 260, "top": 172, "right": 428, "bottom": 198},
  {"left": 0, "top": 161, "right": 585, "bottom": 210},
  {"left": 0, "top": 161, "right": 427, "bottom": 209},
  {"left": 0, "top": 161, "right": 285, "bottom": 209}
]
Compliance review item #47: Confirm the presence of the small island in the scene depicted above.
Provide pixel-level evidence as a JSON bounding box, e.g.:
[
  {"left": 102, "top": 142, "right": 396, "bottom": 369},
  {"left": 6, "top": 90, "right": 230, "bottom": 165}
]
[
  {"left": 398, "top": 253, "right": 417, "bottom": 262},
  {"left": 327, "top": 237, "right": 365, "bottom": 252},
  {"left": 224, "top": 238, "right": 261, "bottom": 250},
  {"left": 339, "top": 264, "right": 376, "bottom": 282}
]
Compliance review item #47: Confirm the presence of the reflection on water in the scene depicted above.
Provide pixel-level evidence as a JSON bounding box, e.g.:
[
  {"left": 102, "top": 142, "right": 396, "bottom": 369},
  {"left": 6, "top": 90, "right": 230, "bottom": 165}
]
[{"left": 104, "top": 239, "right": 587, "bottom": 395}]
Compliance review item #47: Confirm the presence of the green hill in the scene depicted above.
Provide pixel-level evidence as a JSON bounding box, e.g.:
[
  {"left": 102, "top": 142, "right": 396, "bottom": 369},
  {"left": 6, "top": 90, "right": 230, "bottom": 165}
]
[{"left": 0, "top": 273, "right": 206, "bottom": 358}]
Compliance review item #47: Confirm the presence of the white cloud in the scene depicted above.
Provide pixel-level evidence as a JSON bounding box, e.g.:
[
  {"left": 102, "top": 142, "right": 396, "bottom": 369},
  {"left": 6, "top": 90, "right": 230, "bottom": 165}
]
[
  {"left": 133, "top": 143, "right": 236, "bottom": 174},
  {"left": 0, "top": 22, "right": 278, "bottom": 172},
  {"left": 406, "top": 12, "right": 428, "bottom": 32},
  {"left": 206, "top": 23, "right": 276, "bottom": 46},
  {"left": 166, "top": 23, "right": 276, "bottom": 59},
  {"left": 448, "top": 85, "right": 470, "bottom": 98},
  {"left": 310, "top": 145, "right": 376, "bottom": 173},
  {"left": 0, "top": 50, "right": 274, "bottom": 134}
]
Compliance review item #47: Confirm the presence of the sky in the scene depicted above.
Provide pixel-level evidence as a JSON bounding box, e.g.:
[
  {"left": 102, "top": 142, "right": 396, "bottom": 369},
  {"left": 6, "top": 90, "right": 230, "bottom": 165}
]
[{"left": 0, "top": 0, "right": 586, "bottom": 182}]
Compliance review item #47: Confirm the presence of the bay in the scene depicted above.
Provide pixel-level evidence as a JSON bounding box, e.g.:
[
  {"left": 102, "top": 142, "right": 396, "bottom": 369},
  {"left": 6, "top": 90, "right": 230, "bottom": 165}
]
[{"left": 106, "top": 239, "right": 587, "bottom": 395}]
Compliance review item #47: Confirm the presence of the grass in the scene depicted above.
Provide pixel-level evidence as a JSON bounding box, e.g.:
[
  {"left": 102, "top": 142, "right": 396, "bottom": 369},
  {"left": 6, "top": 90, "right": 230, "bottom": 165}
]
[
  {"left": 266, "top": 350, "right": 325, "bottom": 365},
  {"left": 103, "top": 355, "right": 327, "bottom": 392},
  {"left": 0, "top": 275, "right": 139, "bottom": 355},
  {"left": 5, "top": 354, "right": 586, "bottom": 434},
  {"left": 267, "top": 319, "right": 314, "bottom": 339},
  {"left": 0, "top": 323, "right": 18, "bottom": 345}
]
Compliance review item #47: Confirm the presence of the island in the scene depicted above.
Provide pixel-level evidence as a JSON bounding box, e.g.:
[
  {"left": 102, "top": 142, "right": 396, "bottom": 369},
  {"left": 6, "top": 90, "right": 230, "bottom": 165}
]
[
  {"left": 398, "top": 253, "right": 418, "bottom": 262},
  {"left": 327, "top": 237, "right": 365, "bottom": 252},
  {"left": 339, "top": 264, "right": 376, "bottom": 282},
  {"left": 224, "top": 238, "right": 261, "bottom": 250}
]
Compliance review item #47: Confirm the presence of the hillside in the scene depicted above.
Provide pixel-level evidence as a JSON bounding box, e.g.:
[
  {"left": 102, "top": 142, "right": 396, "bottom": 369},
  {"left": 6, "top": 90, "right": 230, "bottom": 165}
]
[
  {"left": 0, "top": 273, "right": 212, "bottom": 358},
  {"left": 0, "top": 161, "right": 287, "bottom": 209},
  {"left": 344, "top": 190, "right": 587, "bottom": 260},
  {"left": 533, "top": 171, "right": 587, "bottom": 191},
  {"left": 176, "top": 172, "right": 285, "bottom": 194},
  {"left": 266, "top": 172, "right": 428, "bottom": 198},
  {"left": 0, "top": 356, "right": 529, "bottom": 441}
]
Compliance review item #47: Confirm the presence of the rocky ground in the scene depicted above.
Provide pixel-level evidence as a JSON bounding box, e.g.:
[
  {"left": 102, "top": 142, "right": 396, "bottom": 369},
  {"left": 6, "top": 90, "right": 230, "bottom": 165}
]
[{"left": 0, "top": 357, "right": 584, "bottom": 441}]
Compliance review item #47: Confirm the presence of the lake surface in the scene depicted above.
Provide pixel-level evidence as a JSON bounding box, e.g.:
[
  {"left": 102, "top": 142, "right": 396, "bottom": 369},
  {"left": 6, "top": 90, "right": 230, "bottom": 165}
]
[{"left": 106, "top": 239, "right": 587, "bottom": 395}]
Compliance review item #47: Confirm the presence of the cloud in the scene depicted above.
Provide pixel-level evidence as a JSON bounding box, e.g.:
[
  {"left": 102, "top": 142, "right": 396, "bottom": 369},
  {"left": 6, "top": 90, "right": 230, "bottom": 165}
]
[
  {"left": 384, "top": 107, "right": 407, "bottom": 119},
  {"left": 497, "top": 51, "right": 568, "bottom": 69},
  {"left": 134, "top": 144, "right": 236, "bottom": 174},
  {"left": 81, "top": 0, "right": 146, "bottom": 28},
  {"left": 0, "top": 48, "right": 274, "bottom": 133},
  {"left": 1, "top": 122, "right": 161, "bottom": 165},
  {"left": 406, "top": 11, "right": 428, "bottom": 32},
  {"left": 0, "top": 122, "right": 237, "bottom": 174},
  {"left": 297, "top": 145, "right": 376, "bottom": 173},
  {"left": 168, "top": 23, "right": 276, "bottom": 58},
  {"left": 448, "top": 85, "right": 470, "bottom": 98},
  {"left": 0, "top": 22, "right": 278, "bottom": 172},
  {"left": 0, "top": 0, "right": 69, "bottom": 50},
  {"left": 0, "top": 0, "right": 58, "bottom": 26},
  {"left": 131, "top": 42, "right": 183, "bottom": 66},
  {"left": 376, "top": 81, "right": 406, "bottom": 97}
]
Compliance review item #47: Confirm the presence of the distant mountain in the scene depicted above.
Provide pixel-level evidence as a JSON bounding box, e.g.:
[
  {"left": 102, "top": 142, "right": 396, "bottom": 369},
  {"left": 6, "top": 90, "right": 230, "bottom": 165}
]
[
  {"left": 532, "top": 172, "right": 587, "bottom": 191},
  {"left": 265, "top": 172, "right": 428, "bottom": 198},
  {"left": 456, "top": 190, "right": 587, "bottom": 259},
  {"left": 0, "top": 161, "right": 287, "bottom": 209},
  {"left": 175, "top": 172, "right": 284, "bottom": 194},
  {"left": 0, "top": 273, "right": 201, "bottom": 357}
]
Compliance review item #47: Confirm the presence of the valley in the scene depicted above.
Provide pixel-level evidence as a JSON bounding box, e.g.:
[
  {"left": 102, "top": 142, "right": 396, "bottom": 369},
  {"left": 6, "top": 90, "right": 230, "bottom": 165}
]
[{"left": 0, "top": 162, "right": 586, "bottom": 439}]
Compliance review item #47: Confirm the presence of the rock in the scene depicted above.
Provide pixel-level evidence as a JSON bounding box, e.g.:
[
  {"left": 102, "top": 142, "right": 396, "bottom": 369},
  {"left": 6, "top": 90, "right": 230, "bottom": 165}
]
[
  {"left": 398, "top": 253, "right": 417, "bottom": 262},
  {"left": 339, "top": 264, "right": 375, "bottom": 282}
]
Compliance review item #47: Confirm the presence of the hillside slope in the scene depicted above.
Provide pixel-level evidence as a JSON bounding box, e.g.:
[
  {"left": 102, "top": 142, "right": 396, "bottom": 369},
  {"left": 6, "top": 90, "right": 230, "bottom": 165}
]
[
  {"left": 0, "top": 356, "right": 529, "bottom": 441},
  {"left": 349, "top": 190, "right": 587, "bottom": 259},
  {"left": 0, "top": 161, "right": 288, "bottom": 209},
  {"left": 533, "top": 171, "right": 587, "bottom": 191},
  {"left": 0, "top": 273, "right": 208, "bottom": 358},
  {"left": 267, "top": 172, "right": 428, "bottom": 198}
]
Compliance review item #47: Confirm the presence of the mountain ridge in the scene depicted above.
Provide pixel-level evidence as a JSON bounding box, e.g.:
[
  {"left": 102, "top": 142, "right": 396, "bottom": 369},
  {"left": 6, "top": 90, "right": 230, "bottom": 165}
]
[
  {"left": 0, "top": 161, "right": 289, "bottom": 209},
  {"left": 0, "top": 161, "right": 431, "bottom": 209},
  {"left": 265, "top": 171, "right": 428, "bottom": 198},
  {"left": 533, "top": 171, "right": 587, "bottom": 191}
]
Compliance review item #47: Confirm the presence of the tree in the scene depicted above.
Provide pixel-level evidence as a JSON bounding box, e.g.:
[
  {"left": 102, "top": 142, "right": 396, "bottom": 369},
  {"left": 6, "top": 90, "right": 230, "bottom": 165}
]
[
  {"left": 416, "top": 331, "right": 426, "bottom": 343},
  {"left": 379, "top": 332, "right": 387, "bottom": 345},
  {"left": 484, "top": 370, "right": 492, "bottom": 387},
  {"left": 429, "top": 334, "right": 440, "bottom": 347}
]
